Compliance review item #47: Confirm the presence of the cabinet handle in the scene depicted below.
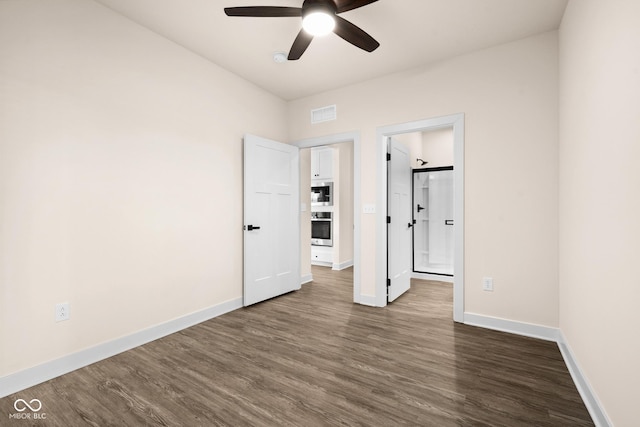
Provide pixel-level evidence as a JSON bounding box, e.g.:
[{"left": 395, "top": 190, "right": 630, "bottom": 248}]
[
  {"left": 445, "top": 220, "right": 454, "bottom": 226},
  {"left": 246, "top": 225, "right": 261, "bottom": 231}
]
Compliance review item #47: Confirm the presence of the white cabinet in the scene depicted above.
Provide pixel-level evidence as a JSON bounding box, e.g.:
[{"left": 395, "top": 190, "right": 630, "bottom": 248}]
[
  {"left": 311, "top": 147, "right": 333, "bottom": 180},
  {"left": 311, "top": 246, "right": 333, "bottom": 266}
]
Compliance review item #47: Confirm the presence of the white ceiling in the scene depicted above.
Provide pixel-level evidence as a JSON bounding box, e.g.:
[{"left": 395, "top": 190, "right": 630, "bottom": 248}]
[{"left": 94, "top": 0, "right": 568, "bottom": 101}]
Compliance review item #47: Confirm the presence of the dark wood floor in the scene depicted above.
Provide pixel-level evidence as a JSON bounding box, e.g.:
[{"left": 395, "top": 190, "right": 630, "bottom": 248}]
[{"left": 1, "top": 266, "right": 593, "bottom": 426}]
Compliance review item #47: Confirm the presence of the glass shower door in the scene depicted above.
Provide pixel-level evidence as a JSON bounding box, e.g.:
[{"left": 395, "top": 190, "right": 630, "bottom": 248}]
[{"left": 413, "top": 167, "right": 454, "bottom": 276}]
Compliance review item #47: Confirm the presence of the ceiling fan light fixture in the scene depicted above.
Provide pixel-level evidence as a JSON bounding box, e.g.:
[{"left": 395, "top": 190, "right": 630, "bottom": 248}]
[
  {"left": 224, "top": 0, "right": 380, "bottom": 60},
  {"left": 302, "top": 11, "right": 335, "bottom": 36}
]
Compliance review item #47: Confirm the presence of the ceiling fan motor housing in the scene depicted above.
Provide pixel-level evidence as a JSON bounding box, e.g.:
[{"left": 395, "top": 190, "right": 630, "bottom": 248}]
[{"left": 302, "top": 0, "right": 338, "bottom": 18}]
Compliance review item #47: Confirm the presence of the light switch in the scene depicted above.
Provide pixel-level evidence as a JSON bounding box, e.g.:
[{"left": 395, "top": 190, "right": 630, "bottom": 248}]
[{"left": 363, "top": 204, "right": 376, "bottom": 214}]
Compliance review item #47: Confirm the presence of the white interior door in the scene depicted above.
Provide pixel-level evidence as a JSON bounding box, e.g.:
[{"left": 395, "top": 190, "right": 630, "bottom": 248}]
[
  {"left": 244, "top": 134, "right": 300, "bottom": 306},
  {"left": 387, "top": 138, "right": 412, "bottom": 302}
]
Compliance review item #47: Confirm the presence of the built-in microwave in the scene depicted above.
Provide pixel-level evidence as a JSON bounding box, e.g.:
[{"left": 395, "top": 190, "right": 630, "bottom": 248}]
[
  {"left": 311, "top": 182, "right": 333, "bottom": 207},
  {"left": 311, "top": 212, "right": 332, "bottom": 246}
]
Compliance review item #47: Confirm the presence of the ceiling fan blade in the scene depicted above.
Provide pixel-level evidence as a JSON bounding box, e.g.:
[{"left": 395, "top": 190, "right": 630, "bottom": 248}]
[
  {"left": 224, "top": 6, "right": 302, "bottom": 17},
  {"left": 333, "top": 15, "right": 379, "bottom": 52},
  {"left": 335, "top": 0, "right": 379, "bottom": 14},
  {"left": 288, "top": 29, "right": 314, "bottom": 60}
]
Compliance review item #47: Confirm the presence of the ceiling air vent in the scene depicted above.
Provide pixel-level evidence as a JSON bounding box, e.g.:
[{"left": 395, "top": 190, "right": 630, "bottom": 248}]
[{"left": 311, "top": 105, "right": 337, "bottom": 124}]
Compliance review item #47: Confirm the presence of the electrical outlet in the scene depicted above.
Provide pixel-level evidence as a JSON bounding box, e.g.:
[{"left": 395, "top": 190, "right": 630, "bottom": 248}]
[
  {"left": 482, "top": 277, "right": 494, "bottom": 292},
  {"left": 55, "top": 302, "right": 70, "bottom": 322}
]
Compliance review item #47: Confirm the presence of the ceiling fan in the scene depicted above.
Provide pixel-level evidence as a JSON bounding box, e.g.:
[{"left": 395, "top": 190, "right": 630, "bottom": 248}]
[{"left": 224, "top": 0, "right": 380, "bottom": 60}]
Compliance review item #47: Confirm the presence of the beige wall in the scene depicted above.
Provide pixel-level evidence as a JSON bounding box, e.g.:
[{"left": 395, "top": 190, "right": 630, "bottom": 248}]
[
  {"left": 394, "top": 132, "right": 423, "bottom": 169},
  {"left": 559, "top": 0, "right": 640, "bottom": 425},
  {"left": 334, "top": 142, "right": 354, "bottom": 266},
  {"left": 0, "top": 0, "right": 287, "bottom": 376},
  {"left": 422, "top": 128, "right": 454, "bottom": 168},
  {"left": 288, "top": 31, "right": 560, "bottom": 326},
  {"left": 396, "top": 128, "right": 453, "bottom": 170}
]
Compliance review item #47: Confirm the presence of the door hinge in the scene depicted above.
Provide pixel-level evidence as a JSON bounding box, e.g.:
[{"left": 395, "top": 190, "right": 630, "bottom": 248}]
[
  {"left": 387, "top": 216, "right": 391, "bottom": 224},
  {"left": 386, "top": 153, "right": 391, "bottom": 161},
  {"left": 387, "top": 278, "right": 391, "bottom": 287}
]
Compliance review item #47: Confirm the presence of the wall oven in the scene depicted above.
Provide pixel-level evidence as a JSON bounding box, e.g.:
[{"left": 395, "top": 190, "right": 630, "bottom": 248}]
[
  {"left": 311, "top": 182, "right": 333, "bottom": 207},
  {"left": 311, "top": 212, "right": 332, "bottom": 247}
]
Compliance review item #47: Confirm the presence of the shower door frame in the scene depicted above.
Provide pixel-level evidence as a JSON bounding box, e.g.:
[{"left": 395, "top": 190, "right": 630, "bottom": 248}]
[{"left": 412, "top": 166, "right": 454, "bottom": 277}]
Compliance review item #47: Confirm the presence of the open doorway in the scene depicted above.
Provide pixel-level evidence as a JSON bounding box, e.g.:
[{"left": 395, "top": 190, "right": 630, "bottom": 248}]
[
  {"left": 294, "top": 132, "right": 361, "bottom": 303},
  {"left": 301, "top": 141, "right": 354, "bottom": 270},
  {"left": 395, "top": 127, "right": 455, "bottom": 282},
  {"left": 376, "top": 114, "right": 465, "bottom": 322}
]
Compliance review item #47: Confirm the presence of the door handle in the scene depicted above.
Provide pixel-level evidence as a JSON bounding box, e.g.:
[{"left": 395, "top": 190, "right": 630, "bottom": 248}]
[
  {"left": 417, "top": 204, "right": 425, "bottom": 212},
  {"left": 445, "top": 220, "right": 454, "bottom": 226},
  {"left": 408, "top": 222, "right": 413, "bottom": 228},
  {"left": 246, "top": 225, "right": 261, "bottom": 231}
]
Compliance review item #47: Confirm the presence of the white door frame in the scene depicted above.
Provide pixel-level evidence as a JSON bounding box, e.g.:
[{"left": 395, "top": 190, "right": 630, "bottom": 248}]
[
  {"left": 293, "top": 132, "right": 362, "bottom": 304},
  {"left": 376, "top": 114, "right": 465, "bottom": 322}
]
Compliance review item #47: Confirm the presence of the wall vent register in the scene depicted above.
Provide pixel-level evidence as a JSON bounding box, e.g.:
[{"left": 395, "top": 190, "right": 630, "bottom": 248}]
[{"left": 311, "top": 105, "right": 337, "bottom": 124}]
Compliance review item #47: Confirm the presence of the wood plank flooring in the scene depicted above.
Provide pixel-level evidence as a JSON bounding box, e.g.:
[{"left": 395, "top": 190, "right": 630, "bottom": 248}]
[{"left": 1, "top": 266, "right": 593, "bottom": 426}]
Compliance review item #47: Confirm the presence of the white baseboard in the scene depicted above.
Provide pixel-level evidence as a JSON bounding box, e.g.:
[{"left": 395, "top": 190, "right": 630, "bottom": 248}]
[
  {"left": 463, "top": 313, "right": 559, "bottom": 342},
  {"left": 332, "top": 260, "right": 354, "bottom": 271},
  {"left": 0, "top": 297, "right": 243, "bottom": 399},
  {"left": 557, "top": 332, "right": 612, "bottom": 427},
  {"left": 311, "top": 261, "right": 332, "bottom": 267},
  {"left": 464, "top": 313, "right": 610, "bottom": 426},
  {"left": 300, "top": 274, "right": 313, "bottom": 285},
  {"left": 412, "top": 272, "right": 453, "bottom": 283},
  {"left": 357, "top": 294, "right": 377, "bottom": 307}
]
